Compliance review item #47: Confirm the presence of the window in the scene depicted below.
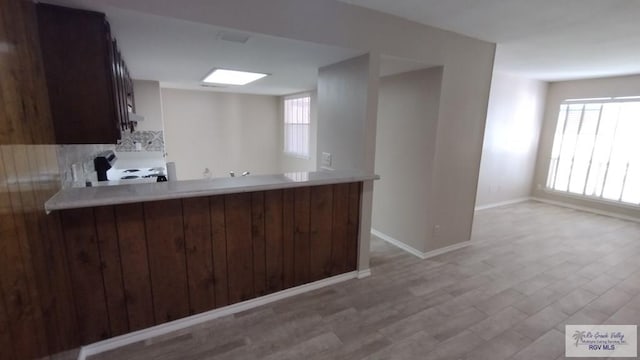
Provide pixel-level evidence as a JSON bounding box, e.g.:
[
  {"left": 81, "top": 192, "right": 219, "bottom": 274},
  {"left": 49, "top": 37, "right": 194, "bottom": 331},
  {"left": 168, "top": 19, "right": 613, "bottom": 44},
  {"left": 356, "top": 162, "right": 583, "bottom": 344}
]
[
  {"left": 283, "top": 95, "right": 311, "bottom": 158},
  {"left": 546, "top": 98, "right": 640, "bottom": 205}
]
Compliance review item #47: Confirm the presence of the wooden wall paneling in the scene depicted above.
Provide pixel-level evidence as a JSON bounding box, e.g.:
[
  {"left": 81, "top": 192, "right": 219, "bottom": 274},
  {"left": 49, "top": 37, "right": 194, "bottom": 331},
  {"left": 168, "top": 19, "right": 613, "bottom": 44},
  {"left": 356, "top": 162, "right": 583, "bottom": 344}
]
[
  {"left": 18, "top": 144, "right": 77, "bottom": 354},
  {"left": 144, "top": 200, "right": 189, "bottom": 324},
  {"left": 264, "top": 190, "right": 284, "bottom": 293},
  {"left": 35, "top": 146, "right": 79, "bottom": 352},
  {"left": 60, "top": 208, "right": 111, "bottom": 344},
  {"left": 330, "top": 184, "right": 350, "bottom": 275},
  {"left": 251, "top": 192, "right": 267, "bottom": 297},
  {"left": 0, "top": 0, "right": 27, "bottom": 143},
  {"left": 282, "top": 189, "right": 295, "bottom": 289},
  {"left": 94, "top": 206, "right": 129, "bottom": 336},
  {"left": 347, "top": 183, "right": 361, "bottom": 270},
  {"left": 309, "top": 185, "right": 334, "bottom": 281},
  {"left": 0, "top": 147, "right": 16, "bottom": 360},
  {"left": 182, "top": 197, "right": 215, "bottom": 314},
  {"left": 293, "top": 187, "right": 311, "bottom": 286},
  {"left": 0, "top": 287, "right": 14, "bottom": 360},
  {"left": 41, "top": 210, "right": 79, "bottom": 352},
  {"left": 224, "top": 193, "right": 255, "bottom": 304},
  {"left": 210, "top": 196, "right": 228, "bottom": 308},
  {"left": 114, "top": 203, "right": 155, "bottom": 331},
  {"left": 0, "top": 146, "right": 48, "bottom": 357},
  {"left": 7, "top": 146, "right": 52, "bottom": 355}
]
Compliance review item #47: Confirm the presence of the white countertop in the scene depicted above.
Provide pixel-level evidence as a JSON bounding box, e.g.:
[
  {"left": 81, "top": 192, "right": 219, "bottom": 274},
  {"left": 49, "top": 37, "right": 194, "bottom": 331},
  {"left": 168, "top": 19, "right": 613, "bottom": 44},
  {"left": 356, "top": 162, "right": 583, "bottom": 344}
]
[{"left": 45, "top": 169, "right": 379, "bottom": 212}]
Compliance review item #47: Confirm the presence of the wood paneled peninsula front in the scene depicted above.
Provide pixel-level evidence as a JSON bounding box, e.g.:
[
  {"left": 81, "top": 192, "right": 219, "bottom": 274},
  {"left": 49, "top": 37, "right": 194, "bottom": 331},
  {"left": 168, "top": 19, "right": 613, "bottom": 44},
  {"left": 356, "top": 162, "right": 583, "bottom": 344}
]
[{"left": 44, "top": 170, "right": 377, "bottom": 345}]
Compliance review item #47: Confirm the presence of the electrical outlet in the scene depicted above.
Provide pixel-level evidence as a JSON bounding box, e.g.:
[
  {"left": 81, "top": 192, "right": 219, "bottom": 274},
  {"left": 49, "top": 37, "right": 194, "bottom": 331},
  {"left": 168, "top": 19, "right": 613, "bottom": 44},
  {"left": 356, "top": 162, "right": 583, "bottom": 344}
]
[
  {"left": 433, "top": 224, "right": 441, "bottom": 236},
  {"left": 321, "top": 152, "right": 332, "bottom": 167}
]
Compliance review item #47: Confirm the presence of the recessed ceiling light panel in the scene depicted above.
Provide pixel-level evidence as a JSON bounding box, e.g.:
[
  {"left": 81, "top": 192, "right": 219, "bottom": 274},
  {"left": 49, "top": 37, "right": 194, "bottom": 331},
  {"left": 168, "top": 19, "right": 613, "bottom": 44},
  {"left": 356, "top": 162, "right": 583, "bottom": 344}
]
[{"left": 202, "top": 69, "right": 268, "bottom": 85}]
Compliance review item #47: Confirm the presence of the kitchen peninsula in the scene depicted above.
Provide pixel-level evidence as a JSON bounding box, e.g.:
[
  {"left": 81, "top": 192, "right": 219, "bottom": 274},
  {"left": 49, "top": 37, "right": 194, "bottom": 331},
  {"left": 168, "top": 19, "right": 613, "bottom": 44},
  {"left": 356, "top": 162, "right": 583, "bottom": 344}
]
[{"left": 44, "top": 170, "right": 377, "bottom": 345}]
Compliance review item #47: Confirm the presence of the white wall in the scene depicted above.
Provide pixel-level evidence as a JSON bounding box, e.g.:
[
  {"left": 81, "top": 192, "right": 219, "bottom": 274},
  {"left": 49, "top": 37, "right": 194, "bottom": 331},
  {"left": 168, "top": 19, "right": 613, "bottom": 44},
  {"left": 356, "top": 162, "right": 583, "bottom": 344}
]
[
  {"left": 132, "top": 80, "right": 164, "bottom": 131},
  {"left": 373, "top": 67, "right": 443, "bottom": 253},
  {"left": 532, "top": 74, "right": 640, "bottom": 219},
  {"left": 161, "top": 88, "right": 280, "bottom": 180},
  {"left": 279, "top": 91, "right": 318, "bottom": 173},
  {"left": 317, "top": 55, "right": 373, "bottom": 171},
  {"left": 475, "top": 72, "right": 547, "bottom": 208}
]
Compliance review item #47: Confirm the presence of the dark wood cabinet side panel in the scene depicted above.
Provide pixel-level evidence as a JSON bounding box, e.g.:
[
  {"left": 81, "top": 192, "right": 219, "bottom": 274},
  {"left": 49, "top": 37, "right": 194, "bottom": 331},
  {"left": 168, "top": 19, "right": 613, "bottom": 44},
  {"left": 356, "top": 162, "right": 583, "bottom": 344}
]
[
  {"left": 182, "top": 197, "right": 215, "bottom": 315},
  {"left": 330, "top": 184, "right": 350, "bottom": 275},
  {"left": 60, "top": 208, "right": 110, "bottom": 344},
  {"left": 36, "top": 4, "right": 119, "bottom": 144},
  {"left": 264, "top": 190, "right": 284, "bottom": 294},
  {"left": 282, "top": 189, "right": 295, "bottom": 289},
  {"left": 114, "top": 204, "right": 155, "bottom": 331},
  {"left": 94, "top": 206, "right": 129, "bottom": 336},
  {"left": 144, "top": 200, "right": 189, "bottom": 324},
  {"left": 251, "top": 192, "right": 267, "bottom": 297},
  {"left": 293, "top": 187, "right": 311, "bottom": 286},
  {"left": 347, "top": 183, "right": 361, "bottom": 271},
  {"left": 309, "top": 185, "right": 334, "bottom": 281},
  {"left": 210, "top": 196, "right": 228, "bottom": 308},
  {"left": 224, "top": 193, "right": 255, "bottom": 304}
]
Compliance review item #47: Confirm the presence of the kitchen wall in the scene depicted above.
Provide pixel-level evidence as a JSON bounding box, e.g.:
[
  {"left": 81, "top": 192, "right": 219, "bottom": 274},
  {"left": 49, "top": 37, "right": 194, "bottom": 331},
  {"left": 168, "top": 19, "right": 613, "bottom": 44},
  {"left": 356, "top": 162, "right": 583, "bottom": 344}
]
[
  {"left": 102, "top": 0, "right": 496, "bottom": 255},
  {"left": 279, "top": 91, "right": 318, "bottom": 173},
  {"left": 115, "top": 80, "right": 165, "bottom": 160},
  {"left": 372, "top": 67, "right": 443, "bottom": 253},
  {"left": 161, "top": 88, "right": 281, "bottom": 180},
  {"left": 532, "top": 74, "right": 640, "bottom": 219},
  {"left": 475, "top": 72, "right": 547, "bottom": 208}
]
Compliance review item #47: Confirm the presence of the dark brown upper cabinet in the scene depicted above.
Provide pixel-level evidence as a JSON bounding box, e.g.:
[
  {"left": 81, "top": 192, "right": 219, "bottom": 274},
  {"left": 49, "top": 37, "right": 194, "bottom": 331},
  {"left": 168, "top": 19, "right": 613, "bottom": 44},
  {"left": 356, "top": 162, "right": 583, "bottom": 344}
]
[{"left": 36, "top": 3, "right": 135, "bottom": 144}]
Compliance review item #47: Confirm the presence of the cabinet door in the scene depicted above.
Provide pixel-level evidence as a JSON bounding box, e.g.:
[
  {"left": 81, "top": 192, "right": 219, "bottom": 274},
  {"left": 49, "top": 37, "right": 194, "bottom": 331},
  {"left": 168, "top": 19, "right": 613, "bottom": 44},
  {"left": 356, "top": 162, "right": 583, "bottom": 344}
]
[{"left": 36, "top": 4, "right": 120, "bottom": 144}]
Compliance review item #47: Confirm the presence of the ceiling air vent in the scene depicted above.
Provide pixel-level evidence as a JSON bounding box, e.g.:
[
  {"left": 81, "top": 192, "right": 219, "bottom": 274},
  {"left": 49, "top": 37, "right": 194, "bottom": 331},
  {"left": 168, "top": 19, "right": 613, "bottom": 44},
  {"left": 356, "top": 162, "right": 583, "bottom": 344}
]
[{"left": 217, "top": 31, "right": 250, "bottom": 44}]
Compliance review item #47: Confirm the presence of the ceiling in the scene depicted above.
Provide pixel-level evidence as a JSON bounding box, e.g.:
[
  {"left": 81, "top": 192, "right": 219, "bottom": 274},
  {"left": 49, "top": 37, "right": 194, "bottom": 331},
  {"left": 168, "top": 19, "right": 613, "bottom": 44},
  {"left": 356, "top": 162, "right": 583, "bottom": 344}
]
[
  {"left": 102, "top": 7, "right": 364, "bottom": 95},
  {"left": 340, "top": 0, "right": 640, "bottom": 81},
  {"left": 42, "top": 1, "right": 435, "bottom": 95}
]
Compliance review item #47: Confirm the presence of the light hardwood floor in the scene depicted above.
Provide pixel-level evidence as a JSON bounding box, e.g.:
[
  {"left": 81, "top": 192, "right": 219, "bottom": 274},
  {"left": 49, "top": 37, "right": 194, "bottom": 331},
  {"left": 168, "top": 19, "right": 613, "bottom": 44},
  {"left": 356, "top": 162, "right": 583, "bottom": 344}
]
[{"left": 86, "top": 201, "right": 640, "bottom": 360}]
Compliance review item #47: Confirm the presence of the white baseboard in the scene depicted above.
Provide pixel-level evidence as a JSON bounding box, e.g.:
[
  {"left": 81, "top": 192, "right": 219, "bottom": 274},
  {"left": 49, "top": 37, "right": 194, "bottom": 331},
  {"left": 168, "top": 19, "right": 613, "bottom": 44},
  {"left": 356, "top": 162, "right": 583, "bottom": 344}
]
[
  {"left": 371, "top": 229, "right": 427, "bottom": 259},
  {"left": 357, "top": 269, "right": 371, "bottom": 278},
  {"left": 474, "top": 197, "right": 531, "bottom": 211},
  {"left": 531, "top": 197, "right": 640, "bottom": 224},
  {"left": 371, "top": 229, "right": 471, "bottom": 260},
  {"left": 422, "top": 240, "right": 472, "bottom": 259},
  {"left": 77, "top": 271, "right": 358, "bottom": 360}
]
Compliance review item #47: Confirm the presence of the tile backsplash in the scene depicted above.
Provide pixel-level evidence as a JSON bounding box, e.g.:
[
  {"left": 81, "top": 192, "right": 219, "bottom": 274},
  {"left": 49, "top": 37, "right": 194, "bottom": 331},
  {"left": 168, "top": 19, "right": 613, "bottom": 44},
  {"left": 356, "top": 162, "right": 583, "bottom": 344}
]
[{"left": 116, "top": 130, "right": 164, "bottom": 152}]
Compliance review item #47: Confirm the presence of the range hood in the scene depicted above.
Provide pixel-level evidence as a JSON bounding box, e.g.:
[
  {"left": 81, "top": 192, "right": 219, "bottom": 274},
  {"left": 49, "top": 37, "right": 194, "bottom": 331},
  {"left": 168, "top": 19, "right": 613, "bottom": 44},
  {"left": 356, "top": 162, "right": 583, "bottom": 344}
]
[{"left": 129, "top": 112, "right": 144, "bottom": 122}]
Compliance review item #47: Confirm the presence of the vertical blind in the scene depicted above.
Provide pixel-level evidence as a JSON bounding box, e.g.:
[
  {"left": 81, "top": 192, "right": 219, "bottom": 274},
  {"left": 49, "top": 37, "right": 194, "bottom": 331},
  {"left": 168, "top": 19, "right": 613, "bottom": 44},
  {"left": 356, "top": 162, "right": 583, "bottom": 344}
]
[
  {"left": 284, "top": 95, "right": 311, "bottom": 158},
  {"left": 546, "top": 100, "right": 640, "bottom": 205}
]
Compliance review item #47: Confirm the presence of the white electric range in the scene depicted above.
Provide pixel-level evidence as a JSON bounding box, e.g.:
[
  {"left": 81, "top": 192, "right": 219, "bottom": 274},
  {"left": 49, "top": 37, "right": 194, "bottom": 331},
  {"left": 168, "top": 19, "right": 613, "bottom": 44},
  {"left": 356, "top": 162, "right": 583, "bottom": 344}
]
[{"left": 93, "top": 151, "right": 167, "bottom": 186}]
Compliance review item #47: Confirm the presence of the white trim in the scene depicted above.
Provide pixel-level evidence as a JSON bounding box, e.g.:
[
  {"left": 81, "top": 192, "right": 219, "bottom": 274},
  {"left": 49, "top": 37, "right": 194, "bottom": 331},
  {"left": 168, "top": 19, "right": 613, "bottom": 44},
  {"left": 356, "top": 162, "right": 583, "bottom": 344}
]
[
  {"left": 371, "top": 229, "right": 426, "bottom": 259},
  {"left": 77, "top": 271, "right": 358, "bottom": 360},
  {"left": 422, "top": 241, "right": 472, "bottom": 260},
  {"left": 474, "top": 197, "right": 531, "bottom": 211},
  {"left": 357, "top": 269, "right": 371, "bottom": 278},
  {"left": 531, "top": 197, "right": 640, "bottom": 224},
  {"left": 371, "top": 229, "right": 472, "bottom": 260}
]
